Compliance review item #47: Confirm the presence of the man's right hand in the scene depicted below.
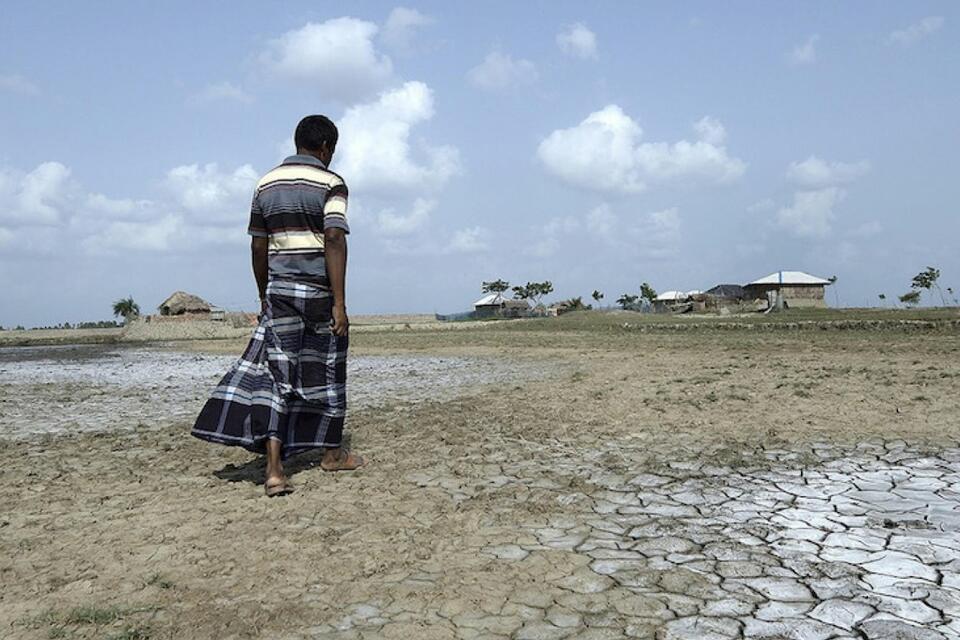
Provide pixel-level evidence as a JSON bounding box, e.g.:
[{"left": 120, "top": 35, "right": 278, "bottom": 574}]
[{"left": 331, "top": 303, "right": 349, "bottom": 336}]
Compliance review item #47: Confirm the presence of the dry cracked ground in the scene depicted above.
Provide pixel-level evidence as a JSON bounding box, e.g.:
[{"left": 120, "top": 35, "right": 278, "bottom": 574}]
[{"left": 2, "top": 320, "right": 960, "bottom": 639}]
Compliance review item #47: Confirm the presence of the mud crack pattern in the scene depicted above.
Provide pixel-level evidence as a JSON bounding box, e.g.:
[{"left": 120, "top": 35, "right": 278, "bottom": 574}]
[{"left": 304, "top": 441, "right": 960, "bottom": 639}]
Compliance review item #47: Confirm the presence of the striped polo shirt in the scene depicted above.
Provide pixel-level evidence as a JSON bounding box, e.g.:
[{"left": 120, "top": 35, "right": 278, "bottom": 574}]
[{"left": 248, "top": 154, "right": 349, "bottom": 288}]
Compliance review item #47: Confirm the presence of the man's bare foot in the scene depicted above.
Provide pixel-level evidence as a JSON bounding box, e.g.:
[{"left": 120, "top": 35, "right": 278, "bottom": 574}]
[{"left": 321, "top": 448, "right": 366, "bottom": 472}]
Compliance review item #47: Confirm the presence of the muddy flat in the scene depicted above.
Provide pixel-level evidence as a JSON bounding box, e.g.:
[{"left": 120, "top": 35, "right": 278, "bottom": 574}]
[{"left": 2, "top": 313, "right": 960, "bottom": 639}]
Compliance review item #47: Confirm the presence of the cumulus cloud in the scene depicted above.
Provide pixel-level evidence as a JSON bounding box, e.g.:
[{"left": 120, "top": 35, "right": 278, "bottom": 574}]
[
  {"left": 0, "top": 159, "right": 257, "bottom": 258},
  {"left": 786, "top": 156, "right": 870, "bottom": 188},
  {"left": 789, "top": 35, "right": 819, "bottom": 65},
  {"left": 336, "top": 81, "right": 460, "bottom": 194},
  {"left": 446, "top": 226, "right": 490, "bottom": 253},
  {"left": 557, "top": 23, "right": 598, "bottom": 59},
  {"left": 467, "top": 52, "right": 538, "bottom": 91},
  {"left": 84, "top": 193, "right": 155, "bottom": 219},
  {"left": 187, "top": 81, "right": 253, "bottom": 106},
  {"left": 537, "top": 106, "right": 745, "bottom": 194},
  {"left": 0, "top": 162, "right": 73, "bottom": 226},
  {"left": 0, "top": 73, "right": 39, "bottom": 96},
  {"left": 376, "top": 197, "right": 435, "bottom": 235},
  {"left": 258, "top": 18, "right": 393, "bottom": 103},
  {"left": 888, "top": 16, "right": 944, "bottom": 46},
  {"left": 163, "top": 163, "right": 258, "bottom": 222},
  {"left": 777, "top": 187, "right": 844, "bottom": 238},
  {"left": 84, "top": 215, "right": 183, "bottom": 254},
  {"left": 381, "top": 7, "right": 435, "bottom": 52},
  {"left": 693, "top": 116, "right": 726, "bottom": 145}
]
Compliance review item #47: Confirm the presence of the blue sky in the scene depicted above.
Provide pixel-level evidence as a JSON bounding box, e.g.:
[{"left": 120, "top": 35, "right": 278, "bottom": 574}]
[{"left": 1, "top": 2, "right": 957, "bottom": 326}]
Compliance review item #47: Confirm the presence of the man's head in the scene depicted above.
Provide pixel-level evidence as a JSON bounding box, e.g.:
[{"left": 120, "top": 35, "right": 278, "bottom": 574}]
[{"left": 295, "top": 115, "right": 338, "bottom": 166}]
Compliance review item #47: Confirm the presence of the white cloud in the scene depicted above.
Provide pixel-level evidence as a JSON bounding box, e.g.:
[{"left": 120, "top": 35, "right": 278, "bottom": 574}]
[
  {"left": 693, "top": 116, "right": 726, "bottom": 145},
  {"left": 258, "top": 18, "right": 393, "bottom": 103},
  {"left": 336, "top": 81, "right": 460, "bottom": 194},
  {"left": 789, "top": 34, "right": 819, "bottom": 65},
  {"left": 0, "top": 73, "right": 39, "bottom": 96},
  {"left": 381, "top": 7, "right": 435, "bottom": 52},
  {"left": 84, "top": 215, "right": 184, "bottom": 254},
  {"left": 163, "top": 164, "right": 258, "bottom": 222},
  {"left": 84, "top": 193, "right": 155, "bottom": 219},
  {"left": 557, "top": 23, "right": 598, "bottom": 59},
  {"left": 376, "top": 197, "right": 435, "bottom": 235},
  {"left": 777, "top": 187, "right": 844, "bottom": 238},
  {"left": 537, "top": 105, "right": 745, "bottom": 194},
  {"left": 786, "top": 156, "right": 870, "bottom": 188},
  {"left": 446, "top": 226, "right": 490, "bottom": 253},
  {"left": 0, "top": 162, "right": 73, "bottom": 226},
  {"left": 0, "top": 227, "right": 12, "bottom": 248},
  {"left": 888, "top": 16, "right": 944, "bottom": 46},
  {"left": 467, "top": 52, "right": 538, "bottom": 91},
  {"left": 187, "top": 81, "right": 253, "bottom": 106}
]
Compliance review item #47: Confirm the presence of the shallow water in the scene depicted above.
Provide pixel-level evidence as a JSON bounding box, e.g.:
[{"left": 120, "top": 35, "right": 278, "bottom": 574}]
[{"left": 0, "top": 345, "right": 542, "bottom": 439}]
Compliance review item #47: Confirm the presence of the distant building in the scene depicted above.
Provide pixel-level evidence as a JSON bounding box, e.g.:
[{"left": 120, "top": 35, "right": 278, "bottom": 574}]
[
  {"left": 705, "top": 284, "right": 746, "bottom": 300},
  {"left": 743, "top": 271, "right": 831, "bottom": 308},
  {"left": 473, "top": 293, "right": 530, "bottom": 318},
  {"left": 653, "top": 290, "right": 690, "bottom": 313},
  {"left": 158, "top": 291, "right": 213, "bottom": 316}
]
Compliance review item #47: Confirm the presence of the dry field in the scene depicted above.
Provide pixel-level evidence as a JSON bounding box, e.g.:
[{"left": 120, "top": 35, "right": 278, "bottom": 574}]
[{"left": 2, "top": 312, "right": 960, "bottom": 639}]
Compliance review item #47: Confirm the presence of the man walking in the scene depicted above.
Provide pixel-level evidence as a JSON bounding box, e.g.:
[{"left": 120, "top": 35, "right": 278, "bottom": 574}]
[{"left": 192, "top": 115, "right": 364, "bottom": 496}]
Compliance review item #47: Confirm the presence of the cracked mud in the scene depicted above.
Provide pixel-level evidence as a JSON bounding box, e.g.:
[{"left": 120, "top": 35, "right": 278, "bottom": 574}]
[{"left": 2, "top": 325, "right": 959, "bottom": 639}]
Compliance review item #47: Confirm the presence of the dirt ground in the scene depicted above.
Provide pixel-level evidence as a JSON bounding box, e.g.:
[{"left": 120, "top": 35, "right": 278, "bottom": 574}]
[{"left": 2, "top": 314, "right": 960, "bottom": 639}]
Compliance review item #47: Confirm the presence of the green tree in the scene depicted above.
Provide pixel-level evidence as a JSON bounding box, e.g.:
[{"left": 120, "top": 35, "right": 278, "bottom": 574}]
[
  {"left": 899, "top": 290, "right": 921, "bottom": 308},
  {"left": 513, "top": 281, "right": 553, "bottom": 308},
  {"left": 878, "top": 293, "right": 886, "bottom": 307},
  {"left": 112, "top": 296, "right": 141, "bottom": 323},
  {"left": 911, "top": 266, "right": 945, "bottom": 306},
  {"left": 481, "top": 279, "right": 510, "bottom": 294},
  {"left": 558, "top": 297, "right": 589, "bottom": 312},
  {"left": 591, "top": 290, "right": 604, "bottom": 307},
  {"left": 640, "top": 282, "right": 657, "bottom": 305},
  {"left": 617, "top": 294, "right": 639, "bottom": 309}
]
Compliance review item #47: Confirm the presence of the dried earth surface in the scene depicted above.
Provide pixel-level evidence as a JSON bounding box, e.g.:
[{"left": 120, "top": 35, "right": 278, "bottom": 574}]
[{"left": 2, "top": 312, "right": 960, "bottom": 639}]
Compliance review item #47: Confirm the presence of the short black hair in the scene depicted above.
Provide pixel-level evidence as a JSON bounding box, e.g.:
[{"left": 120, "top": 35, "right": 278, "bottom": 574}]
[{"left": 294, "top": 115, "right": 338, "bottom": 152}]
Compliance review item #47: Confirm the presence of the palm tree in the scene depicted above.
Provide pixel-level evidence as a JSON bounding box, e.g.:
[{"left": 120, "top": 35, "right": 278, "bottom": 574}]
[
  {"left": 112, "top": 296, "right": 140, "bottom": 324},
  {"left": 591, "top": 290, "right": 604, "bottom": 307}
]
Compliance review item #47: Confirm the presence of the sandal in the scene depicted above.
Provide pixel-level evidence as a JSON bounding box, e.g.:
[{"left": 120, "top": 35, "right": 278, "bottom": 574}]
[
  {"left": 264, "top": 478, "right": 294, "bottom": 497},
  {"left": 321, "top": 449, "right": 366, "bottom": 473}
]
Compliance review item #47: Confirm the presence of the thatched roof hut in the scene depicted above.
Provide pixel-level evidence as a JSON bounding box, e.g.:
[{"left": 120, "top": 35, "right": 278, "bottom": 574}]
[{"left": 158, "top": 291, "right": 212, "bottom": 316}]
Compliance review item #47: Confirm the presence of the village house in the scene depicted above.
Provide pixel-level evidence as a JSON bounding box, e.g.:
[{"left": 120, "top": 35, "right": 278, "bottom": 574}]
[
  {"left": 473, "top": 293, "right": 530, "bottom": 318},
  {"left": 157, "top": 291, "right": 222, "bottom": 320},
  {"left": 743, "top": 271, "right": 832, "bottom": 308}
]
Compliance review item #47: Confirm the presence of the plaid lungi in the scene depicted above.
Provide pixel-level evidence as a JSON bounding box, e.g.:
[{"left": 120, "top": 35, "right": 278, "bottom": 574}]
[{"left": 191, "top": 280, "right": 347, "bottom": 458}]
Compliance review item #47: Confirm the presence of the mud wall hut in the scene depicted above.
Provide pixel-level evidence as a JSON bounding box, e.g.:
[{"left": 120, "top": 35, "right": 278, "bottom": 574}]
[
  {"left": 158, "top": 291, "right": 213, "bottom": 317},
  {"left": 743, "top": 271, "right": 831, "bottom": 308}
]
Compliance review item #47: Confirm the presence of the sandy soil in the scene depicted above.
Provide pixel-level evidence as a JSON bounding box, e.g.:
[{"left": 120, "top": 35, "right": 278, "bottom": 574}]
[{"left": 2, "top": 318, "right": 960, "bottom": 639}]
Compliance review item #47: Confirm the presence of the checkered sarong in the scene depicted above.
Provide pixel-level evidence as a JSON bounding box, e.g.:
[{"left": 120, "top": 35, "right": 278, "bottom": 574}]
[{"left": 191, "top": 280, "right": 347, "bottom": 458}]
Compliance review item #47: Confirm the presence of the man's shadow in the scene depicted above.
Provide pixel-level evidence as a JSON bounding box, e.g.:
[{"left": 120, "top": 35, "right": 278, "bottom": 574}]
[{"left": 212, "top": 434, "right": 353, "bottom": 484}]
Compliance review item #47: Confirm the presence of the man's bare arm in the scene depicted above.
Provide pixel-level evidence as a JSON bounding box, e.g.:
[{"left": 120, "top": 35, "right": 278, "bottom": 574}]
[
  {"left": 251, "top": 237, "right": 269, "bottom": 311},
  {"left": 324, "top": 227, "right": 348, "bottom": 336}
]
